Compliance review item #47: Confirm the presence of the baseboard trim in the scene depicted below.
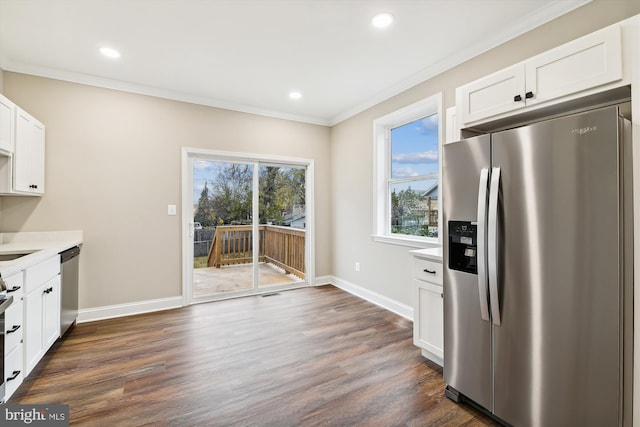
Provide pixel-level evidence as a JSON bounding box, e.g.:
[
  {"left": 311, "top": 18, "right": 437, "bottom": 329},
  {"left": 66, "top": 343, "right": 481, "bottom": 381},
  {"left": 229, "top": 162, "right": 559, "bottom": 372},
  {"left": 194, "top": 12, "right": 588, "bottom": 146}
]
[
  {"left": 78, "top": 296, "right": 183, "bottom": 323},
  {"left": 313, "top": 275, "right": 333, "bottom": 286},
  {"left": 329, "top": 276, "right": 413, "bottom": 320},
  {"left": 77, "top": 276, "right": 411, "bottom": 323}
]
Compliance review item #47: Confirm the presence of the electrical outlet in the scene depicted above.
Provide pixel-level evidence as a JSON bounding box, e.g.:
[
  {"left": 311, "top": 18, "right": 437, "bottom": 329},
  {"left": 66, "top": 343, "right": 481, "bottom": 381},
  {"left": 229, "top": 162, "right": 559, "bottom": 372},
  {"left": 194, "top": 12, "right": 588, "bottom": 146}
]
[
  {"left": 355, "top": 262, "right": 360, "bottom": 272},
  {"left": 168, "top": 204, "right": 177, "bottom": 216}
]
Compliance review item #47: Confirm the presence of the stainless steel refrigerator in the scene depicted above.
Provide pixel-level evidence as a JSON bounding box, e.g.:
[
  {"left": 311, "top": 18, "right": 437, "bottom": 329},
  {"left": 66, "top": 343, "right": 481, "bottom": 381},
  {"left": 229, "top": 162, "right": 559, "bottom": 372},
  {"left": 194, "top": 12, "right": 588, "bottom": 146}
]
[{"left": 442, "top": 104, "right": 633, "bottom": 427}]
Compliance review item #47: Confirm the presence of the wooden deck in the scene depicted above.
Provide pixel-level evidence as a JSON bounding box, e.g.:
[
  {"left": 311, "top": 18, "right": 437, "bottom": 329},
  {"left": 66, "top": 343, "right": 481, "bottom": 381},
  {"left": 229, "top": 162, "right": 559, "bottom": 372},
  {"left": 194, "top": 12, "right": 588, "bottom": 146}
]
[{"left": 193, "top": 262, "right": 303, "bottom": 297}]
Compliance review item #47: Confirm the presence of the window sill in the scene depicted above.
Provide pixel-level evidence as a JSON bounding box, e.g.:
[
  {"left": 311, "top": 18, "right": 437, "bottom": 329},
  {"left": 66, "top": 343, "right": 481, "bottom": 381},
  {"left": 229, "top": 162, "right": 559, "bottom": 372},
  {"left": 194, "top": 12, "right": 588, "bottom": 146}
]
[{"left": 371, "top": 234, "right": 440, "bottom": 249}]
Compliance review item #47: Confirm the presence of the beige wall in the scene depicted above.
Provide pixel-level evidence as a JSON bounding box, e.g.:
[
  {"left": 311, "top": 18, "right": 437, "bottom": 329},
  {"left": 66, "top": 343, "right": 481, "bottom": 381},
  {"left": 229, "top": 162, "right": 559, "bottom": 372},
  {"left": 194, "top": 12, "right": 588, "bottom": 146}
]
[
  {"left": 1, "top": 74, "right": 332, "bottom": 309},
  {"left": 330, "top": 0, "right": 640, "bottom": 307}
]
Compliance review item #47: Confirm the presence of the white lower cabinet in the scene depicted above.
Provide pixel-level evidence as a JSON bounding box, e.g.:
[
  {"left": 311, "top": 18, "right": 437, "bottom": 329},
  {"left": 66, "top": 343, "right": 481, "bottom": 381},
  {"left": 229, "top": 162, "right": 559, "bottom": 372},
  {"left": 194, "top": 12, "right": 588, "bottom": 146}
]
[
  {"left": 25, "top": 273, "right": 60, "bottom": 376},
  {"left": 412, "top": 253, "right": 444, "bottom": 366},
  {"left": 0, "top": 246, "right": 74, "bottom": 402},
  {"left": 22, "top": 255, "right": 62, "bottom": 378}
]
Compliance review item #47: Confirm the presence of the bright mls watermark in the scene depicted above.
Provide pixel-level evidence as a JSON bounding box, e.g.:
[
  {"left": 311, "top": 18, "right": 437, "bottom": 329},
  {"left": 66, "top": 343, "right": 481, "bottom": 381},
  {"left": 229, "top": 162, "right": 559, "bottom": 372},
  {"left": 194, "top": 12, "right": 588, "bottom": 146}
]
[{"left": 2, "top": 405, "right": 68, "bottom": 426}]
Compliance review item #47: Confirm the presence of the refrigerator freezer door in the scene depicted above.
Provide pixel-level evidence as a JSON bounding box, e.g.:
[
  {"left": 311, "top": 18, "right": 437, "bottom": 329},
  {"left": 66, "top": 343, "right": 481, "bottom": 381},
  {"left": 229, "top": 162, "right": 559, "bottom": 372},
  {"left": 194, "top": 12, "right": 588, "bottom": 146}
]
[
  {"left": 443, "top": 135, "right": 492, "bottom": 410},
  {"left": 491, "top": 107, "right": 621, "bottom": 427}
]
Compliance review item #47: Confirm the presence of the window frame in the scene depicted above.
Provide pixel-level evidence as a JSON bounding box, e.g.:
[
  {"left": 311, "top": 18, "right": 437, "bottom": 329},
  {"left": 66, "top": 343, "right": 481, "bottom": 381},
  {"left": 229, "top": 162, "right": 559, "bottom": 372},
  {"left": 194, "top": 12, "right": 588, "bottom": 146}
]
[{"left": 372, "top": 93, "right": 443, "bottom": 247}]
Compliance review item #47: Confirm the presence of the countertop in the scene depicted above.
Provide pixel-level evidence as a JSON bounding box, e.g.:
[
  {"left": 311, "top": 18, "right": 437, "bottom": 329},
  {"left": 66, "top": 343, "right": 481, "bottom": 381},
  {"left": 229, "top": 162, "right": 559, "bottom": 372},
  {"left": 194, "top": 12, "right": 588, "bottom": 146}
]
[
  {"left": 0, "top": 231, "right": 83, "bottom": 277},
  {"left": 409, "top": 247, "right": 443, "bottom": 262}
]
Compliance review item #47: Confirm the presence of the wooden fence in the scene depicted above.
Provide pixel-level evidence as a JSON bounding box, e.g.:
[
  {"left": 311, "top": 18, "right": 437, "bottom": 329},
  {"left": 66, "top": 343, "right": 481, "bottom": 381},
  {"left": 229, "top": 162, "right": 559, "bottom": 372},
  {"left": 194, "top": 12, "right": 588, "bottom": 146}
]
[
  {"left": 194, "top": 228, "right": 216, "bottom": 257},
  {"left": 207, "top": 225, "right": 305, "bottom": 279}
]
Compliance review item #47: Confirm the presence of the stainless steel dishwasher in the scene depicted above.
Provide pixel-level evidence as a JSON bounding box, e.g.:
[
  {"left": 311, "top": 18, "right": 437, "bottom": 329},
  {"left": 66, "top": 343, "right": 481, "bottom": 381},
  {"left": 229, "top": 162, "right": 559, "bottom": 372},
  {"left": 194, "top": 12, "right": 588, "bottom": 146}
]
[{"left": 59, "top": 246, "right": 80, "bottom": 336}]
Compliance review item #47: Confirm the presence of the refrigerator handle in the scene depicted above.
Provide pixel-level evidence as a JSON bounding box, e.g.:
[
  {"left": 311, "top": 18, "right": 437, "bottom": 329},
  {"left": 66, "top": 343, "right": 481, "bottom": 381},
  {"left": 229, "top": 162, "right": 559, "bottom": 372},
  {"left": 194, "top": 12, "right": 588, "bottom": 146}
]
[
  {"left": 476, "top": 168, "right": 490, "bottom": 322},
  {"left": 488, "top": 167, "right": 501, "bottom": 326}
]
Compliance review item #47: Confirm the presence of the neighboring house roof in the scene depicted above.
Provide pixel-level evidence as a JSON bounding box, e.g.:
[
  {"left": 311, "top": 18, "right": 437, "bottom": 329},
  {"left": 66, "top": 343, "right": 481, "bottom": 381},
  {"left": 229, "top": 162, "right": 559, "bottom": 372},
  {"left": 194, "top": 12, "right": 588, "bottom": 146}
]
[
  {"left": 283, "top": 214, "right": 306, "bottom": 227},
  {"left": 423, "top": 182, "right": 438, "bottom": 198}
]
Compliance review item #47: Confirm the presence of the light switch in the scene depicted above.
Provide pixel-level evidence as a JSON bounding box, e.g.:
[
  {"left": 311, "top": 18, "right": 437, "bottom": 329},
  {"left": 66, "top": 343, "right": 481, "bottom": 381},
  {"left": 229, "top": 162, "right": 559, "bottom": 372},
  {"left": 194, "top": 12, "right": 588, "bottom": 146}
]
[{"left": 168, "top": 204, "right": 177, "bottom": 216}]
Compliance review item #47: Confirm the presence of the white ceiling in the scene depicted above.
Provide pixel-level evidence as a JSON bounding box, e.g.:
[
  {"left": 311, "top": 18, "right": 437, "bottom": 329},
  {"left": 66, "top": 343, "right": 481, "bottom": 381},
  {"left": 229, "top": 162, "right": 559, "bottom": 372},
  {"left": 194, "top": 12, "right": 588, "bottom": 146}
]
[{"left": 0, "top": 0, "right": 591, "bottom": 126}]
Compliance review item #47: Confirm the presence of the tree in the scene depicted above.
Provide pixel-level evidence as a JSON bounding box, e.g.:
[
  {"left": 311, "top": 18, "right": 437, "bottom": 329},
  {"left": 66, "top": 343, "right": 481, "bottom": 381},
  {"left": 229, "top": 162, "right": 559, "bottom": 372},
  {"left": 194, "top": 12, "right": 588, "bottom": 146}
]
[
  {"left": 210, "top": 163, "right": 253, "bottom": 224},
  {"left": 259, "top": 166, "right": 282, "bottom": 224},
  {"left": 391, "top": 186, "right": 424, "bottom": 235},
  {"left": 258, "top": 166, "right": 306, "bottom": 225},
  {"left": 194, "top": 182, "right": 215, "bottom": 227},
  {"left": 197, "top": 164, "right": 306, "bottom": 227}
]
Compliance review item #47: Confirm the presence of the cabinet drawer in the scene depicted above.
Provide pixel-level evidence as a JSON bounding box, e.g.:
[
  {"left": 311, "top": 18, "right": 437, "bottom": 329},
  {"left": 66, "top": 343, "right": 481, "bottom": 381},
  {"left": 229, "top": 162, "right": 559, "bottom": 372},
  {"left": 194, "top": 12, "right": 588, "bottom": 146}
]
[
  {"left": 5, "top": 300, "right": 23, "bottom": 356},
  {"left": 4, "top": 344, "right": 24, "bottom": 401},
  {"left": 413, "top": 257, "right": 443, "bottom": 285},
  {"left": 4, "top": 272, "right": 24, "bottom": 297},
  {"left": 25, "top": 255, "right": 60, "bottom": 293}
]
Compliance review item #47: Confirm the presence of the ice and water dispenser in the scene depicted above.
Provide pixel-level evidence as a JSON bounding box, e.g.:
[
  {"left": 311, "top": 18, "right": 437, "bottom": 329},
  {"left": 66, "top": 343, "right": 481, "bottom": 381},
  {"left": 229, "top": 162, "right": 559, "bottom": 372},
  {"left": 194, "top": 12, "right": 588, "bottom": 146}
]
[{"left": 448, "top": 221, "right": 478, "bottom": 274}]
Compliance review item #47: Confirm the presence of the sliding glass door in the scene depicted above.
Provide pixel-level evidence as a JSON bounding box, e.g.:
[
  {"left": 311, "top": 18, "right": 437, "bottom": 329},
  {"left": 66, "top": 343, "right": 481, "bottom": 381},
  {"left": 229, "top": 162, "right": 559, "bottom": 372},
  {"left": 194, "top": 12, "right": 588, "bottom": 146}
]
[
  {"left": 192, "top": 159, "right": 255, "bottom": 298},
  {"left": 183, "top": 150, "right": 311, "bottom": 303},
  {"left": 257, "top": 164, "right": 306, "bottom": 289}
]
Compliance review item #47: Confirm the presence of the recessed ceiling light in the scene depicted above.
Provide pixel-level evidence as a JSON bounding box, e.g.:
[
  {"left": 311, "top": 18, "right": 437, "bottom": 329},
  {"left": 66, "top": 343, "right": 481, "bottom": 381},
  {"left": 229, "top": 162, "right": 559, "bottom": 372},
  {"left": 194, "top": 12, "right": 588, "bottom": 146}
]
[
  {"left": 372, "top": 12, "right": 394, "bottom": 29},
  {"left": 289, "top": 91, "right": 302, "bottom": 100},
  {"left": 99, "top": 47, "right": 121, "bottom": 59}
]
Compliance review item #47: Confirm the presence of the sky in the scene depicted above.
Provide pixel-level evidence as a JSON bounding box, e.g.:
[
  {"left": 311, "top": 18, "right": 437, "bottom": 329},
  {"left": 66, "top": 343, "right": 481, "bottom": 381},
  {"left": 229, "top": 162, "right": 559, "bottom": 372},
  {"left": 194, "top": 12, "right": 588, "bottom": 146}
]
[
  {"left": 391, "top": 113, "right": 439, "bottom": 179},
  {"left": 192, "top": 160, "right": 232, "bottom": 203},
  {"left": 389, "top": 113, "right": 439, "bottom": 193}
]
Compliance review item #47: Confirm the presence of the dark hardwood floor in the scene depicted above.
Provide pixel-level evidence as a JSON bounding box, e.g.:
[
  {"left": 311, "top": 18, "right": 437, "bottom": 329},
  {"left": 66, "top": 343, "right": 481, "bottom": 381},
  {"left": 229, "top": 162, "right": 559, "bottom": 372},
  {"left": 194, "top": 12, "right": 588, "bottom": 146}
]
[{"left": 10, "top": 285, "right": 498, "bottom": 426}]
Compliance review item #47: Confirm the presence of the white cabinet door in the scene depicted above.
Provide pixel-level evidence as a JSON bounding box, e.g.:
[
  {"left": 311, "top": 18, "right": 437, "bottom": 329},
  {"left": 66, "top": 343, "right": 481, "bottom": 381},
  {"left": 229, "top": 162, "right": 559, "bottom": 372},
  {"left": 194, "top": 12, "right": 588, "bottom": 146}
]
[
  {"left": 525, "top": 25, "right": 622, "bottom": 107},
  {"left": 25, "top": 284, "right": 45, "bottom": 375},
  {"left": 457, "top": 63, "right": 526, "bottom": 125},
  {"left": 24, "top": 257, "right": 61, "bottom": 375},
  {"left": 30, "top": 119, "right": 45, "bottom": 194},
  {"left": 0, "top": 94, "right": 16, "bottom": 154},
  {"left": 14, "top": 109, "right": 30, "bottom": 193},
  {"left": 14, "top": 107, "right": 45, "bottom": 195},
  {"left": 43, "top": 276, "right": 61, "bottom": 350},
  {"left": 414, "top": 279, "right": 444, "bottom": 364}
]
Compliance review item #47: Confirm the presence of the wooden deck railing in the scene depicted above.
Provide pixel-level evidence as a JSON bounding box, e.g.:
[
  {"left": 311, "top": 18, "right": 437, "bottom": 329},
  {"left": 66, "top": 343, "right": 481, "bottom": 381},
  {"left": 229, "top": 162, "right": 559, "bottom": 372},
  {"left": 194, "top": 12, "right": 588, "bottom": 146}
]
[{"left": 207, "top": 225, "right": 306, "bottom": 279}]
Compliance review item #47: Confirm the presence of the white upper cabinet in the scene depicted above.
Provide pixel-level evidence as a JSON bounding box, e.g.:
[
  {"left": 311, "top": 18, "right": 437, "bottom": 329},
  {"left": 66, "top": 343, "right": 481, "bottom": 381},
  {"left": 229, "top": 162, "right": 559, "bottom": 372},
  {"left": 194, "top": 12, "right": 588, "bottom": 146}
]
[
  {"left": 0, "top": 105, "right": 45, "bottom": 196},
  {"left": 458, "top": 63, "right": 526, "bottom": 125},
  {"left": 0, "top": 94, "right": 16, "bottom": 154},
  {"left": 457, "top": 24, "right": 624, "bottom": 127},
  {"left": 14, "top": 107, "right": 45, "bottom": 195},
  {"left": 524, "top": 25, "right": 622, "bottom": 107}
]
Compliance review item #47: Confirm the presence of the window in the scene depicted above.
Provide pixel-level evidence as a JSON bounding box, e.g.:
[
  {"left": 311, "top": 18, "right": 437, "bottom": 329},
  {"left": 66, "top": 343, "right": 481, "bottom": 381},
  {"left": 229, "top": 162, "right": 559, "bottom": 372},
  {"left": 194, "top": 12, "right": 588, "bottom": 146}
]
[{"left": 373, "top": 94, "right": 442, "bottom": 246}]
